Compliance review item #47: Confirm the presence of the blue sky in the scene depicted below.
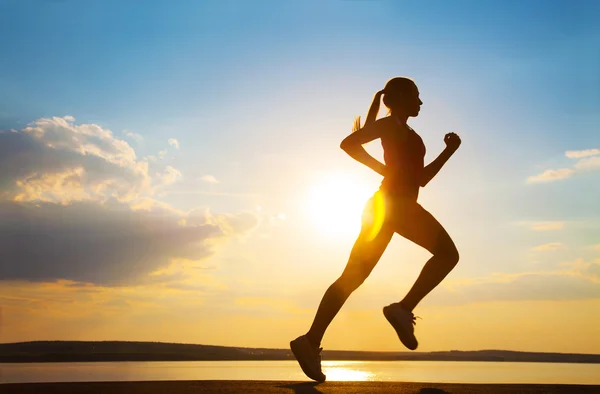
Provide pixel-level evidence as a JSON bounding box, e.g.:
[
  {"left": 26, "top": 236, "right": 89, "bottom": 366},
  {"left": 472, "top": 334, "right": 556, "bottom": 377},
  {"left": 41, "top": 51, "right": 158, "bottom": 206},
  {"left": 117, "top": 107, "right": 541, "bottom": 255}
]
[{"left": 1, "top": 0, "right": 599, "bottom": 352}]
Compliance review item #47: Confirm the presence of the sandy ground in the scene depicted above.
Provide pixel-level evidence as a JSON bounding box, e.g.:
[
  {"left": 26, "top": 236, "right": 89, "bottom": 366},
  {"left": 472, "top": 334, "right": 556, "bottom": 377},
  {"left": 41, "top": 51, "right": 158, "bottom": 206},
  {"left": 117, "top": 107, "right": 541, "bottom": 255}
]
[{"left": 1, "top": 381, "right": 599, "bottom": 393}]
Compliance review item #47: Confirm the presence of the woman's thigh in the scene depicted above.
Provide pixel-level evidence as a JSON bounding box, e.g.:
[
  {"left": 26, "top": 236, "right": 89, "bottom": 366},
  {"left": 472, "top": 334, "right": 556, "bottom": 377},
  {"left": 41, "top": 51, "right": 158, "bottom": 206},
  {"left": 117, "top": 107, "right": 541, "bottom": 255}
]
[
  {"left": 390, "top": 201, "right": 456, "bottom": 255},
  {"left": 340, "top": 193, "right": 394, "bottom": 278}
]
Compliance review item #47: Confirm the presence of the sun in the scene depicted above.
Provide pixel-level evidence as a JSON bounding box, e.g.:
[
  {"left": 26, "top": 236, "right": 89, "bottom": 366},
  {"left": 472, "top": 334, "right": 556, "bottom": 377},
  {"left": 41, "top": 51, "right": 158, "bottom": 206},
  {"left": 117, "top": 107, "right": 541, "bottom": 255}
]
[{"left": 305, "top": 172, "right": 373, "bottom": 238}]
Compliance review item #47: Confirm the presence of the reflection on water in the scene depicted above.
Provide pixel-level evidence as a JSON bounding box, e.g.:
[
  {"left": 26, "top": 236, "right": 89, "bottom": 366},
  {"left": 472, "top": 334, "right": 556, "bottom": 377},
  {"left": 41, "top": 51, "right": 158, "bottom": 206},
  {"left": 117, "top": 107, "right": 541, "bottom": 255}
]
[
  {"left": 322, "top": 361, "right": 374, "bottom": 381},
  {"left": 1, "top": 360, "right": 600, "bottom": 385}
]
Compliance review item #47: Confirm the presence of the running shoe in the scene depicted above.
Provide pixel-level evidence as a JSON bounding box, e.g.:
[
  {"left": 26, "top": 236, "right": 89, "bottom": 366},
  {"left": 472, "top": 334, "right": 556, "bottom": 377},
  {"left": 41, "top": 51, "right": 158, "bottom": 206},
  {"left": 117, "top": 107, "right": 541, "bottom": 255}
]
[
  {"left": 383, "top": 303, "right": 419, "bottom": 350},
  {"left": 290, "top": 335, "right": 326, "bottom": 382}
]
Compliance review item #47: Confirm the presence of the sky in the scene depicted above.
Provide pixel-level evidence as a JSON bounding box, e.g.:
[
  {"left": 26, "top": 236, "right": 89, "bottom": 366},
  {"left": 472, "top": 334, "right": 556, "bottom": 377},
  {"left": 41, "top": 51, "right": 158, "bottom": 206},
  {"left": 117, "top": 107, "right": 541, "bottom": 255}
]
[{"left": 1, "top": 0, "right": 599, "bottom": 354}]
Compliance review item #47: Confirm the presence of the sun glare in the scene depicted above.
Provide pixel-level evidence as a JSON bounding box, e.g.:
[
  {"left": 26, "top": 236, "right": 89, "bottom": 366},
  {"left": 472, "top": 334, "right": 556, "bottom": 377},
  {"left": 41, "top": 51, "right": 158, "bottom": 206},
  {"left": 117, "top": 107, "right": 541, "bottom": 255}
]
[
  {"left": 305, "top": 173, "right": 373, "bottom": 238},
  {"left": 322, "top": 361, "right": 374, "bottom": 381}
]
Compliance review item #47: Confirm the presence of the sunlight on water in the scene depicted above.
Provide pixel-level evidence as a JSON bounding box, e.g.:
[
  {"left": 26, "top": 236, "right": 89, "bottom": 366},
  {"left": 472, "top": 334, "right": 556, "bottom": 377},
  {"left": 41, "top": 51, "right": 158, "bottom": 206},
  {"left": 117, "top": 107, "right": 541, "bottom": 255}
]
[
  {"left": 322, "top": 361, "right": 374, "bottom": 381},
  {"left": 1, "top": 361, "right": 599, "bottom": 385}
]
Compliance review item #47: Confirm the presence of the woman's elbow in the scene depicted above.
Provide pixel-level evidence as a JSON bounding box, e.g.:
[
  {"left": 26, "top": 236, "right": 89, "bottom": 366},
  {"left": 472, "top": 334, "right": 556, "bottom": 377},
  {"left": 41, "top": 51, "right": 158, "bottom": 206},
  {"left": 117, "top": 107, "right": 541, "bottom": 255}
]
[{"left": 340, "top": 138, "right": 352, "bottom": 152}]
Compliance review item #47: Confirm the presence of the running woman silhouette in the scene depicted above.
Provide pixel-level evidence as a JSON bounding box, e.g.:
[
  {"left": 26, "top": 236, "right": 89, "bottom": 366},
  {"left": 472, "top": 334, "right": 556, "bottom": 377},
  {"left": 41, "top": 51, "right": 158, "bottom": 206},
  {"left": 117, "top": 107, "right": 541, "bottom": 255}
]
[{"left": 290, "top": 77, "right": 461, "bottom": 382}]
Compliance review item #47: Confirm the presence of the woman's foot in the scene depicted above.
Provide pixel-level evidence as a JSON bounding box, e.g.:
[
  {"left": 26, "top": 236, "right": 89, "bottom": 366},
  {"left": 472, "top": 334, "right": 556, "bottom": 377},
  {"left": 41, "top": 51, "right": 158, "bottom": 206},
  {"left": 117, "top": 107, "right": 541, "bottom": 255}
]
[
  {"left": 383, "top": 303, "right": 419, "bottom": 350},
  {"left": 290, "top": 335, "right": 326, "bottom": 382}
]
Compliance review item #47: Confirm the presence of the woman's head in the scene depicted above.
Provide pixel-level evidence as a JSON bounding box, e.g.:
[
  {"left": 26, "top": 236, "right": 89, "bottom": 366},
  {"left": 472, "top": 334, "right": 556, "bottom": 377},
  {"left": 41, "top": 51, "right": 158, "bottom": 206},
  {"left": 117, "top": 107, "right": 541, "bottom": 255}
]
[{"left": 382, "top": 77, "right": 422, "bottom": 117}]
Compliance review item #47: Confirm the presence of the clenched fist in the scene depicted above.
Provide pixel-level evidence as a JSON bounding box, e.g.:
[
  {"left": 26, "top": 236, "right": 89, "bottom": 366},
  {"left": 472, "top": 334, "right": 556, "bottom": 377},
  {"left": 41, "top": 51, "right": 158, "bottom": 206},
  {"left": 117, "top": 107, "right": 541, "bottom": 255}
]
[{"left": 444, "top": 132, "right": 461, "bottom": 152}]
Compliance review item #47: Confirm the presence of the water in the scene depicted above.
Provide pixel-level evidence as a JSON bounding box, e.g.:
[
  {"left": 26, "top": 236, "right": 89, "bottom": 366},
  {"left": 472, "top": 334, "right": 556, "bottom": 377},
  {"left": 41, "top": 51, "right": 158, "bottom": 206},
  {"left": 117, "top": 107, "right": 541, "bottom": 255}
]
[{"left": 1, "top": 361, "right": 599, "bottom": 385}]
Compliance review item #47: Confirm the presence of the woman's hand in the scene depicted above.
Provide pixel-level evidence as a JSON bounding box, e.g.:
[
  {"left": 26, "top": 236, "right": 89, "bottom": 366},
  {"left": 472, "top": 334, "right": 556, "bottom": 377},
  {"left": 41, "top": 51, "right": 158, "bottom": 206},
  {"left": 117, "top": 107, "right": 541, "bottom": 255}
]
[{"left": 444, "top": 132, "right": 461, "bottom": 152}]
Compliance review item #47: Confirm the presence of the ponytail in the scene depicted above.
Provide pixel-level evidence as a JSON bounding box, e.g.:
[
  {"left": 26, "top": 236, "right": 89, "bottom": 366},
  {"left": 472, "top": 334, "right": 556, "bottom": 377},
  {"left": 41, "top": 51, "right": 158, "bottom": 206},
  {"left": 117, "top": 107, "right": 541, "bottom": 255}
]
[
  {"left": 365, "top": 89, "right": 384, "bottom": 125},
  {"left": 352, "top": 89, "right": 384, "bottom": 133}
]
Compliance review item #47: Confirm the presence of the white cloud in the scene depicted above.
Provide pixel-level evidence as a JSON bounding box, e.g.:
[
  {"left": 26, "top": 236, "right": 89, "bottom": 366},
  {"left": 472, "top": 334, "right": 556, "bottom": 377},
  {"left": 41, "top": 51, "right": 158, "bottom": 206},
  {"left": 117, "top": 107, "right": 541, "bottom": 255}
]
[
  {"left": 529, "top": 148, "right": 600, "bottom": 183},
  {"left": 527, "top": 168, "right": 574, "bottom": 183},
  {"left": 0, "top": 116, "right": 157, "bottom": 203},
  {"left": 122, "top": 129, "right": 144, "bottom": 143},
  {"left": 200, "top": 175, "right": 219, "bottom": 184},
  {"left": 0, "top": 116, "right": 187, "bottom": 203},
  {"left": 156, "top": 165, "right": 182, "bottom": 188},
  {"left": 565, "top": 149, "right": 600, "bottom": 159},
  {"left": 158, "top": 149, "right": 167, "bottom": 159},
  {"left": 574, "top": 156, "right": 600, "bottom": 171},
  {"left": 0, "top": 116, "right": 260, "bottom": 285},
  {"left": 168, "top": 138, "right": 180, "bottom": 149}
]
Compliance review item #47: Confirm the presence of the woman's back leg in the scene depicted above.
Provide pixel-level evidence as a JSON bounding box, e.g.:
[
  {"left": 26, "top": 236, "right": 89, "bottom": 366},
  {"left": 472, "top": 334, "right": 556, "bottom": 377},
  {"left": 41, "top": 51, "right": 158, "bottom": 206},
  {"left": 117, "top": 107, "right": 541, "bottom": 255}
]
[
  {"left": 292, "top": 197, "right": 393, "bottom": 382},
  {"left": 305, "top": 220, "right": 394, "bottom": 347}
]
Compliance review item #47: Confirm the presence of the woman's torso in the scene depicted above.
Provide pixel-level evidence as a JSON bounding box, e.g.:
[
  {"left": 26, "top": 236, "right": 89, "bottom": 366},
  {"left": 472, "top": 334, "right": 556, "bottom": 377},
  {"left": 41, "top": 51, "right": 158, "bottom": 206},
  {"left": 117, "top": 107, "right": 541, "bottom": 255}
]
[{"left": 379, "top": 118, "right": 426, "bottom": 201}]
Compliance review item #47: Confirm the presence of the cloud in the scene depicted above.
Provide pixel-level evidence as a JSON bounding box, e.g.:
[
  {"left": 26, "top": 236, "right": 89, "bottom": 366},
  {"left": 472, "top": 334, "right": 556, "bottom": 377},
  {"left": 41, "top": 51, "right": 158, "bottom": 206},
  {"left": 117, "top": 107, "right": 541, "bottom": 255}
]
[
  {"left": 522, "top": 221, "right": 565, "bottom": 231},
  {"left": 565, "top": 149, "right": 600, "bottom": 159},
  {"left": 213, "top": 211, "right": 261, "bottom": 236},
  {"left": 0, "top": 116, "right": 259, "bottom": 286},
  {"left": 587, "top": 262, "right": 600, "bottom": 281},
  {"left": 532, "top": 242, "right": 563, "bottom": 251},
  {"left": 0, "top": 116, "right": 182, "bottom": 203},
  {"left": 122, "top": 129, "right": 144, "bottom": 143},
  {"left": 200, "top": 175, "right": 219, "bottom": 184},
  {"left": 558, "top": 258, "right": 600, "bottom": 282},
  {"left": 0, "top": 277, "right": 220, "bottom": 329},
  {"left": 156, "top": 165, "right": 182, "bottom": 188},
  {"left": 158, "top": 149, "right": 167, "bottom": 159},
  {"left": 528, "top": 148, "right": 600, "bottom": 183},
  {"left": 168, "top": 138, "right": 180, "bottom": 149},
  {"left": 574, "top": 155, "right": 600, "bottom": 171},
  {"left": 0, "top": 200, "right": 259, "bottom": 285},
  {"left": 428, "top": 258, "right": 600, "bottom": 306},
  {"left": 147, "top": 259, "right": 226, "bottom": 291},
  {"left": 527, "top": 168, "right": 574, "bottom": 183}
]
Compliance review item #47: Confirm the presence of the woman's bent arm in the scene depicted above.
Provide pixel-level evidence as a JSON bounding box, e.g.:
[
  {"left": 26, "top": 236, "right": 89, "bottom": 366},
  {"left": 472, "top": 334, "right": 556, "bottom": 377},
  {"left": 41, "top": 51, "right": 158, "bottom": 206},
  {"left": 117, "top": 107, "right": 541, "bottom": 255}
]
[
  {"left": 420, "top": 132, "right": 461, "bottom": 187},
  {"left": 342, "top": 144, "right": 387, "bottom": 176},
  {"left": 340, "top": 118, "right": 391, "bottom": 177},
  {"left": 420, "top": 148, "right": 454, "bottom": 187}
]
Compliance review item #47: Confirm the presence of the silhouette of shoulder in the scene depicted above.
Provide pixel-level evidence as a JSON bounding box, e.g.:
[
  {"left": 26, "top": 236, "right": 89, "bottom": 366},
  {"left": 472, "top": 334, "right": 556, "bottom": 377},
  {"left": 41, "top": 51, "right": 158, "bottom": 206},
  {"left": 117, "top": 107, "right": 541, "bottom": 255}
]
[
  {"left": 373, "top": 116, "right": 395, "bottom": 127},
  {"left": 342, "top": 116, "right": 397, "bottom": 148},
  {"left": 372, "top": 116, "right": 398, "bottom": 137}
]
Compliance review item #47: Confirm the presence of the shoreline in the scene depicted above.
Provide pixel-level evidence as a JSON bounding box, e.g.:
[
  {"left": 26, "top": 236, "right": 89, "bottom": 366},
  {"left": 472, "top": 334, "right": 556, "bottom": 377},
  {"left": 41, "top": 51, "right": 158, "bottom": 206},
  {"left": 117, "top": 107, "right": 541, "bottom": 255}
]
[
  {"left": 3, "top": 341, "right": 599, "bottom": 364},
  {"left": 3, "top": 358, "right": 600, "bottom": 364},
  {"left": 1, "top": 381, "right": 600, "bottom": 393}
]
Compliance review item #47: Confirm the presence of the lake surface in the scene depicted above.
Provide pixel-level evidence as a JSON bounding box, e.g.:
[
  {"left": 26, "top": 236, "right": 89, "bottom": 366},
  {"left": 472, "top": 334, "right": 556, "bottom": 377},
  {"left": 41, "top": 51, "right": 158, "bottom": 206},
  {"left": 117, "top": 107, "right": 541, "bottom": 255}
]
[{"left": 1, "top": 361, "right": 599, "bottom": 385}]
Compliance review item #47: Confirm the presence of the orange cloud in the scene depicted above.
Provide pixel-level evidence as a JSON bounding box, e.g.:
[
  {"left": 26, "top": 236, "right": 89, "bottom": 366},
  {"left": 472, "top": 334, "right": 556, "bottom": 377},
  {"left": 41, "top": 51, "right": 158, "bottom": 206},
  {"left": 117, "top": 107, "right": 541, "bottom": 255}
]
[
  {"left": 532, "top": 242, "right": 563, "bottom": 251},
  {"left": 522, "top": 221, "right": 565, "bottom": 231}
]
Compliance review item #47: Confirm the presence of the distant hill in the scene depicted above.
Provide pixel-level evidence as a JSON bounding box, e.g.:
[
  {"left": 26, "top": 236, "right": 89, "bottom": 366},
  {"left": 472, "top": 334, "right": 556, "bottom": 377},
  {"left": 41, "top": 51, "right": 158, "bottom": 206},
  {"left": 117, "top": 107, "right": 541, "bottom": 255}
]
[{"left": 1, "top": 341, "right": 599, "bottom": 363}]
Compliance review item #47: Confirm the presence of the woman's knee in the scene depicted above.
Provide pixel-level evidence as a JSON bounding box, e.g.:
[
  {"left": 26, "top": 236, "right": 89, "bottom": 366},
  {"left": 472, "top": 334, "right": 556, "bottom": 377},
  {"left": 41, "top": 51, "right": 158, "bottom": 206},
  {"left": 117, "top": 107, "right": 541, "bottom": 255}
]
[
  {"left": 337, "top": 268, "right": 368, "bottom": 294},
  {"left": 434, "top": 236, "right": 459, "bottom": 267}
]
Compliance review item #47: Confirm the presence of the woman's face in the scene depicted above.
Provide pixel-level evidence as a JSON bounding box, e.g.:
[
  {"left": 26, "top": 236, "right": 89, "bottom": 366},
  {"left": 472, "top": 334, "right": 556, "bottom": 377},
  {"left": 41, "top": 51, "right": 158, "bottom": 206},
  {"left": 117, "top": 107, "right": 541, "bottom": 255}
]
[{"left": 403, "top": 83, "right": 423, "bottom": 117}]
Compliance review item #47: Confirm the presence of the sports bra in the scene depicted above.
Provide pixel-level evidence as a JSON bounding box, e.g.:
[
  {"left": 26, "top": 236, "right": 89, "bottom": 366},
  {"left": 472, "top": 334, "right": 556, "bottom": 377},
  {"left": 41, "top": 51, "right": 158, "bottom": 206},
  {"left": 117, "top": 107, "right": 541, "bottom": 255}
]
[{"left": 379, "top": 117, "right": 426, "bottom": 200}]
